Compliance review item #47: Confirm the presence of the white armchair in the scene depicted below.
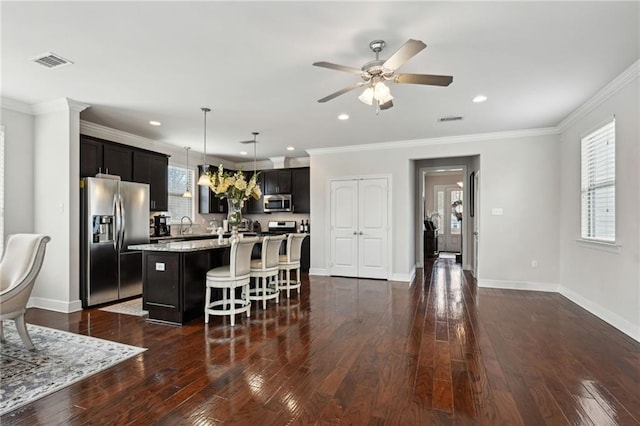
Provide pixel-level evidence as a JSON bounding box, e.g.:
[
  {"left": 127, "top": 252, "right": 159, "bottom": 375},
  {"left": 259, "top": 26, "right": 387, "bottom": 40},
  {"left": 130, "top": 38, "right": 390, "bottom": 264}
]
[{"left": 0, "top": 234, "right": 51, "bottom": 350}]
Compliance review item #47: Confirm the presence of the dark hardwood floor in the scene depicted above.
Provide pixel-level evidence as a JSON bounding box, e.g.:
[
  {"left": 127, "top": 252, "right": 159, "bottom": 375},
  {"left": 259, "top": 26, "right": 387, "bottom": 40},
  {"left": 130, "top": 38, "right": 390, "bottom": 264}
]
[{"left": 3, "top": 258, "right": 639, "bottom": 425}]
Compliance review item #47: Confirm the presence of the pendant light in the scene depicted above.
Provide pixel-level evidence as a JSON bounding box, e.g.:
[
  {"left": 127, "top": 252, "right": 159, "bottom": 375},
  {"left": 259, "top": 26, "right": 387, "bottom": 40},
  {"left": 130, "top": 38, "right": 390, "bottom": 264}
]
[
  {"left": 240, "top": 132, "right": 259, "bottom": 173},
  {"left": 182, "top": 147, "right": 192, "bottom": 198},
  {"left": 251, "top": 132, "right": 258, "bottom": 173},
  {"left": 197, "top": 107, "right": 212, "bottom": 186}
]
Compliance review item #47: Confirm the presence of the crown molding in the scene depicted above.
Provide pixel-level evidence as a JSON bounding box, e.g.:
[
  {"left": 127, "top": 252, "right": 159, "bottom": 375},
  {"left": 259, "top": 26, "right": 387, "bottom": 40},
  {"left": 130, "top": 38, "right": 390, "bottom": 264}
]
[
  {"left": 557, "top": 59, "right": 640, "bottom": 132},
  {"left": 307, "top": 127, "right": 559, "bottom": 156},
  {"left": 80, "top": 120, "right": 160, "bottom": 152},
  {"left": 1, "top": 97, "right": 33, "bottom": 114},
  {"left": 31, "top": 97, "right": 89, "bottom": 115}
]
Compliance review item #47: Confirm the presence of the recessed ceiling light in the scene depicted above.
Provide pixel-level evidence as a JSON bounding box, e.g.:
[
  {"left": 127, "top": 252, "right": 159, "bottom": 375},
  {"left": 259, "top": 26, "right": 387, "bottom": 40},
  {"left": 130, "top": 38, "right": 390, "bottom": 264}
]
[
  {"left": 240, "top": 151, "right": 248, "bottom": 155},
  {"left": 286, "top": 146, "right": 295, "bottom": 151},
  {"left": 149, "top": 120, "right": 161, "bottom": 126},
  {"left": 472, "top": 95, "right": 487, "bottom": 103},
  {"left": 338, "top": 114, "right": 349, "bottom": 120}
]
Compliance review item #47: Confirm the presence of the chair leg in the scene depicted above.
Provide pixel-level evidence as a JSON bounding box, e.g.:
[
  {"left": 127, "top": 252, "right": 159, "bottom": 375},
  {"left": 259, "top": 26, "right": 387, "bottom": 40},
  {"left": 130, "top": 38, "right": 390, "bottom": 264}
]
[
  {"left": 229, "top": 288, "right": 235, "bottom": 327},
  {"left": 245, "top": 283, "right": 251, "bottom": 318},
  {"left": 261, "top": 276, "right": 267, "bottom": 310},
  {"left": 0, "top": 320, "right": 5, "bottom": 342},
  {"left": 287, "top": 269, "right": 291, "bottom": 298},
  {"left": 297, "top": 266, "right": 301, "bottom": 297},
  {"left": 205, "top": 286, "right": 211, "bottom": 323},
  {"left": 15, "top": 314, "right": 35, "bottom": 351},
  {"left": 274, "top": 275, "right": 280, "bottom": 304}
]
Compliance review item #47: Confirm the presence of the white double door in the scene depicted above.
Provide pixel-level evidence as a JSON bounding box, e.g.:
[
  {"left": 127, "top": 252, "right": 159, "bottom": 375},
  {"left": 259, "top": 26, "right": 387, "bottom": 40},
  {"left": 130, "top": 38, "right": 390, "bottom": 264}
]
[{"left": 330, "top": 178, "right": 388, "bottom": 279}]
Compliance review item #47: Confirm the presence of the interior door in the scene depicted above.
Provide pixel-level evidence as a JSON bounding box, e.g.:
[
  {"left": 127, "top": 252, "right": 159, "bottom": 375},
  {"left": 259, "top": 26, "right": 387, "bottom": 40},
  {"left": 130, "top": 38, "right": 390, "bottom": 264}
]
[
  {"left": 435, "top": 185, "right": 463, "bottom": 252},
  {"left": 330, "top": 177, "right": 388, "bottom": 279},
  {"left": 358, "top": 178, "right": 388, "bottom": 279},
  {"left": 330, "top": 180, "right": 358, "bottom": 277}
]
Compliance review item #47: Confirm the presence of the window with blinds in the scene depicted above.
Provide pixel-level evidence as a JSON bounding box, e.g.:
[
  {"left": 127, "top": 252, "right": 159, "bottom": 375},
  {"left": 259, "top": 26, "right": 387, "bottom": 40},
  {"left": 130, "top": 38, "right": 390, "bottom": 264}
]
[
  {"left": 167, "top": 165, "right": 193, "bottom": 224},
  {"left": 581, "top": 119, "right": 615, "bottom": 242}
]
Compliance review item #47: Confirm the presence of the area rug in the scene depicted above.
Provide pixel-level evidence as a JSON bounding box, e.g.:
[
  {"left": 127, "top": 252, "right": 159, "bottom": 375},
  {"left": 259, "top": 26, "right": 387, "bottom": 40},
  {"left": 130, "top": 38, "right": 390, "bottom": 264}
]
[
  {"left": 98, "top": 297, "right": 148, "bottom": 317},
  {"left": 0, "top": 322, "right": 146, "bottom": 416}
]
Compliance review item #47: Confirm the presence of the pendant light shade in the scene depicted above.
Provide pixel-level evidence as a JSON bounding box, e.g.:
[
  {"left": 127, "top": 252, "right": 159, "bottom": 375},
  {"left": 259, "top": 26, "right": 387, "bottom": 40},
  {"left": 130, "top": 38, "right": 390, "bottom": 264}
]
[
  {"left": 197, "top": 107, "right": 212, "bottom": 186},
  {"left": 182, "top": 146, "right": 192, "bottom": 198}
]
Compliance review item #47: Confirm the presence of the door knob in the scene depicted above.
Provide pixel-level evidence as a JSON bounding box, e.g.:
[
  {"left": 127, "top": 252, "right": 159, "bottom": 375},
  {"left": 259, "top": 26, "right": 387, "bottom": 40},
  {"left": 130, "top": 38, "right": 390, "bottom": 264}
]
[
  {"left": 353, "top": 232, "right": 357, "bottom": 235},
  {"left": 359, "top": 232, "right": 363, "bottom": 235}
]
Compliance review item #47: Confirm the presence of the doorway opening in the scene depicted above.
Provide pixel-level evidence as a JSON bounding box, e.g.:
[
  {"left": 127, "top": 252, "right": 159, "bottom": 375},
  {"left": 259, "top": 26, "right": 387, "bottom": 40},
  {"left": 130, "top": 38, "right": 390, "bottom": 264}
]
[{"left": 417, "top": 155, "right": 480, "bottom": 276}]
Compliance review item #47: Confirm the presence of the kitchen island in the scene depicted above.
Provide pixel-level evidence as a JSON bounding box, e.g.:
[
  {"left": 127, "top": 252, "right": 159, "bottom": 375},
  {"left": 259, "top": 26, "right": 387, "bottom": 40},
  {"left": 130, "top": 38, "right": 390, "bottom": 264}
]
[{"left": 128, "top": 239, "right": 232, "bottom": 325}]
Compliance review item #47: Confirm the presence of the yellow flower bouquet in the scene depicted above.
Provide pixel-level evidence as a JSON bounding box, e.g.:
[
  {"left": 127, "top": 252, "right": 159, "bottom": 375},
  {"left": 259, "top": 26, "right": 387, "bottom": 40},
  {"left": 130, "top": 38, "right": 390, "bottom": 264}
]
[{"left": 204, "top": 165, "right": 261, "bottom": 226}]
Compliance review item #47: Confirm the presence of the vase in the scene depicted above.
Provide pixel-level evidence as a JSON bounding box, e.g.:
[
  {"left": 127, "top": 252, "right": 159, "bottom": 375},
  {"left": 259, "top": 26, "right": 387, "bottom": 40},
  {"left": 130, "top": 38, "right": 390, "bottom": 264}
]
[{"left": 227, "top": 198, "right": 243, "bottom": 228}]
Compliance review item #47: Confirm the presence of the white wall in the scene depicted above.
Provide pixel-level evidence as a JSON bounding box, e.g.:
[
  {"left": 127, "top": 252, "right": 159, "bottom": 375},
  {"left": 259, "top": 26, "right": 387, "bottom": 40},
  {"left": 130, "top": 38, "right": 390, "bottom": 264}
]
[
  {"left": 558, "top": 62, "right": 640, "bottom": 340},
  {"left": 309, "top": 130, "right": 561, "bottom": 286},
  {"left": 0, "top": 104, "right": 35, "bottom": 238}
]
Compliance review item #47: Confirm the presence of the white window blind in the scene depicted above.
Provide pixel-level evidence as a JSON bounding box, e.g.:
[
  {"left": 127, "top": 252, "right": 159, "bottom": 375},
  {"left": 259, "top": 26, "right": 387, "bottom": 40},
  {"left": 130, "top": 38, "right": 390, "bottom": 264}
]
[
  {"left": 167, "top": 165, "right": 193, "bottom": 224},
  {"left": 581, "top": 119, "right": 615, "bottom": 242}
]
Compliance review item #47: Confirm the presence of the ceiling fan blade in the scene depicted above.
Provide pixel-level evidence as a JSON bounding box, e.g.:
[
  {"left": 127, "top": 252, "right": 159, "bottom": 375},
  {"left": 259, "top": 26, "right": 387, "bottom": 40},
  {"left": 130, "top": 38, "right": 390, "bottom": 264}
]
[
  {"left": 394, "top": 73, "right": 453, "bottom": 86},
  {"left": 317, "top": 82, "right": 366, "bottom": 103},
  {"left": 313, "top": 61, "right": 362, "bottom": 75},
  {"left": 379, "top": 100, "right": 394, "bottom": 110},
  {"left": 382, "top": 39, "right": 426, "bottom": 70}
]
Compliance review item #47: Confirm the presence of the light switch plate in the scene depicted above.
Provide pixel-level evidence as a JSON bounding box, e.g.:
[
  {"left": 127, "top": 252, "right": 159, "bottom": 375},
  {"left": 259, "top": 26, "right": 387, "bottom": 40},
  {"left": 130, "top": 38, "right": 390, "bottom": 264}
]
[{"left": 491, "top": 208, "right": 504, "bottom": 216}]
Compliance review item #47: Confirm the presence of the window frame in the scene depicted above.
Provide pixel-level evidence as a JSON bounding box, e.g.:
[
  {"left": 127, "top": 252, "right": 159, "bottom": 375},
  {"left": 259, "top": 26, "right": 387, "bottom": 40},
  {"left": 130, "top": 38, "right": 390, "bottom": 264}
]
[
  {"left": 167, "top": 164, "right": 194, "bottom": 225},
  {"left": 579, "top": 118, "right": 616, "bottom": 245}
]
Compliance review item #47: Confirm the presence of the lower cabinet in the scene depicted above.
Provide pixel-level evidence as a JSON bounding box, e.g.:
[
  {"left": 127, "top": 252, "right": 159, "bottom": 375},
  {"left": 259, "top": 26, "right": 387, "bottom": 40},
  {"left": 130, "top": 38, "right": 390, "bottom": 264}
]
[{"left": 142, "top": 251, "right": 221, "bottom": 324}]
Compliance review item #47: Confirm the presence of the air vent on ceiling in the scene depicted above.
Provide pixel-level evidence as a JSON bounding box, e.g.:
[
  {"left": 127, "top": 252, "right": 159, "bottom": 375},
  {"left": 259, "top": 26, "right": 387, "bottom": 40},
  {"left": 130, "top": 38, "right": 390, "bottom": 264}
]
[
  {"left": 31, "top": 52, "right": 73, "bottom": 69},
  {"left": 438, "top": 116, "right": 463, "bottom": 122}
]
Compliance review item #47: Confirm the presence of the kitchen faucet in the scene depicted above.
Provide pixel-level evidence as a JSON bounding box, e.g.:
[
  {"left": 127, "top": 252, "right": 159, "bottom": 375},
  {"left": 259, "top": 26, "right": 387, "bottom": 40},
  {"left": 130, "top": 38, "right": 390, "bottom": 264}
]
[{"left": 180, "top": 216, "right": 193, "bottom": 235}]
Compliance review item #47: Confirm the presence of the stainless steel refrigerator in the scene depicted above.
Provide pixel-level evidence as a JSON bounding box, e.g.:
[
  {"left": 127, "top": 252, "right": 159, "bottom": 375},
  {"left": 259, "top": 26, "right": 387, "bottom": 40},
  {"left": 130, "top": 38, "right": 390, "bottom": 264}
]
[{"left": 80, "top": 177, "right": 150, "bottom": 307}]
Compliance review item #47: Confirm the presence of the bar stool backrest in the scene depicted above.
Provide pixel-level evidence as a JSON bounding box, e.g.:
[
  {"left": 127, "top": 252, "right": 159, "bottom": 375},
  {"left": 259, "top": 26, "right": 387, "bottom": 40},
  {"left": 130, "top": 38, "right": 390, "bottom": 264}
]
[
  {"left": 262, "top": 235, "right": 286, "bottom": 269},
  {"left": 285, "top": 233, "right": 306, "bottom": 263},
  {"left": 230, "top": 237, "right": 259, "bottom": 277}
]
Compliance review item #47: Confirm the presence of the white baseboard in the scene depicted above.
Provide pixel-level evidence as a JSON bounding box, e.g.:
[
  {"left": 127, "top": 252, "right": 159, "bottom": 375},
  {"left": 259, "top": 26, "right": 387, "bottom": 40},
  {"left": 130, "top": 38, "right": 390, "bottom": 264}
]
[
  {"left": 477, "top": 279, "right": 639, "bottom": 343},
  {"left": 27, "top": 297, "right": 83, "bottom": 313},
  {"left": 477, "top": 279, "right": 559, "bottom": 292},
  {"left": 559, "top": 286, "right": 640, "bottom": 343},
  {"left": 389, "top": 266, "right": 415, "bottom": 283},
  {"left": 308, "top": 268, "right": 329, "bottom": 276}
]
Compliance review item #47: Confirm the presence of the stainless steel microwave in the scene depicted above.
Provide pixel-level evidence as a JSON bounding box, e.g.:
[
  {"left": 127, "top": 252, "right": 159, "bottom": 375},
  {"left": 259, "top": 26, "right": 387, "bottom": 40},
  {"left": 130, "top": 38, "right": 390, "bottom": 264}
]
[{"left": 264, "top": 194, "right": 292, "bottom": 212}]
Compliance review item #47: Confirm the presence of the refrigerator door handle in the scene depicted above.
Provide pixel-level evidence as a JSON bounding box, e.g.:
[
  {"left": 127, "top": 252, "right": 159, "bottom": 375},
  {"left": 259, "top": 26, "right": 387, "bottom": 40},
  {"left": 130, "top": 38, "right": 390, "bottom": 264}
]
[
  {"left": 113, "top": 194, "right": 120, "bottom": 250},
  {"left": 119, "top": 194, "right": 126, "bottom": 251}
]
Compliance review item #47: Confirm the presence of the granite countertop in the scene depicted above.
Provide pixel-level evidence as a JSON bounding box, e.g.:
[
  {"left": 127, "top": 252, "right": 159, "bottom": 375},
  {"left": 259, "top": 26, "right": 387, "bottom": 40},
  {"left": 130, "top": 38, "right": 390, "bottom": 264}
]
[
  {"left": 129, "top": 238, "right": 229, "bottom": 252},
  {"left": 149, "top": 232, "right": 257, "bottom": 242},
  {"left": 130, "top": 235, "right": 261, "bottom": 252}
]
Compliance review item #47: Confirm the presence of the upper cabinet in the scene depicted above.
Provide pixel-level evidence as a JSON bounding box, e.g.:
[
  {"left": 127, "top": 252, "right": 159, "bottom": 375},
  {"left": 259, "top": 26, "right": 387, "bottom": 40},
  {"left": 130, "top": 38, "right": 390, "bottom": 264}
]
[
  {"left": 133, "top": 151, "right": 169, "bottom": 212},
  {"left": 263, "top": 169, "right": 292, "bottom": 194},
  {"left": 81, "top": 135, "right": 169, "bottom": 212},
  {"left": 244, "top": 170, "right": 263, "bottom": 214},
  {"left": 291, "top": 167, "right": 310, "bottom": 213},
  {"left": 197, "top": 165, "right": 227, "bottom": 214},
  {"left": 103, "top": 144, "right": 133, "bottom": 181}
]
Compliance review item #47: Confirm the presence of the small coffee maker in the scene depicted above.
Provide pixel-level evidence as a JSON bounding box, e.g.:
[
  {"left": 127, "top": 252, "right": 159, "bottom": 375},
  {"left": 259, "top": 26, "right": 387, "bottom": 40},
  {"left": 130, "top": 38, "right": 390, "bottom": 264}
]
[{"left": 153, "top": 215, "right": 171, "bottom": 237}]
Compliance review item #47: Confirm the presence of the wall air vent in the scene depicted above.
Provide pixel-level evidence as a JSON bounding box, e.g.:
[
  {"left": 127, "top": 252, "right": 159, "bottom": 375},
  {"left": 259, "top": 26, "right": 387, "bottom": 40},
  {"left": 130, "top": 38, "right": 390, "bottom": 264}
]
[
  {"left": 31, "top": 52, "right": 73, "bottom": 69},
  {"left": 438, "top": 116, "right": 464, "bottom": 122}
]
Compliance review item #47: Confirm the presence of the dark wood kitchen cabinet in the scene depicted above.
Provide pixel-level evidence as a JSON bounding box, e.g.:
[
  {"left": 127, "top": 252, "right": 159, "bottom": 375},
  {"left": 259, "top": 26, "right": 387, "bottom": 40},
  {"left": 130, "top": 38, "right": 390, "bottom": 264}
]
[
  {"left": 103, "top": 143, "right": 133, "bottom": 181},
  {"left": 133, "top": 151, "right": 169, "bottom": 212},
  {"left": 81, "top": 135, "right": 169, "bottom": 212},
  {"left": 263, "top": 169, "right": 292, "bottom": 194},
  {"left": 244, "top": 170, "right": 263, "bottom": 214},
  {"left": 291, "top": 167, "right": 310, "bottom": 213},
  {"left": 197, "top": 165, "right": 227, "bottom": 214}
]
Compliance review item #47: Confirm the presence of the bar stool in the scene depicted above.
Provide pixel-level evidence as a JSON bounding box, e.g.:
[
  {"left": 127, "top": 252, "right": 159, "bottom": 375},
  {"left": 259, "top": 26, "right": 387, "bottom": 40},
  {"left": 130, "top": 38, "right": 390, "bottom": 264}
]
[
  {"left": 249, "top": 235, "right": 286, "bottom": 309},
  {"left": 205, "top": 237, "right": 258, "bottom": 326},
  {"left": 278, "top": 233, "right": 307, "bottom": 298}
]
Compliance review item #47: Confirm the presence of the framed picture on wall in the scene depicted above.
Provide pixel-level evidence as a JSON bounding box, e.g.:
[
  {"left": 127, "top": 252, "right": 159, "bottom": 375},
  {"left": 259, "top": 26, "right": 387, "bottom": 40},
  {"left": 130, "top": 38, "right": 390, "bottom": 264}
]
[{"left": 469, "top": 171, "right": 475, "bottom": 218}]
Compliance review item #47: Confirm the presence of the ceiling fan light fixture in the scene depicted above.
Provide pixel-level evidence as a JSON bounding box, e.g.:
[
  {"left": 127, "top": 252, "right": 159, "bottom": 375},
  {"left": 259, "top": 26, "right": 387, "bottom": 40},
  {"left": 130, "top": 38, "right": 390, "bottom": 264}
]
[
  {"left": 358, "top": 87, "right": 374, "bottom": 105},
  {"left": 374, "top": 81, "right": 391, "bottom": 98}
]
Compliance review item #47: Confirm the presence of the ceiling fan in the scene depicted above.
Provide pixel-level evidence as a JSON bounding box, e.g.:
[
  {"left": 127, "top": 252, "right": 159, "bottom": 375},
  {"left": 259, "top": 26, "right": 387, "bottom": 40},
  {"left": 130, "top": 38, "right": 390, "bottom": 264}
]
[{"left": 313, "top": 39, "right": 453, "bottom": 111}]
